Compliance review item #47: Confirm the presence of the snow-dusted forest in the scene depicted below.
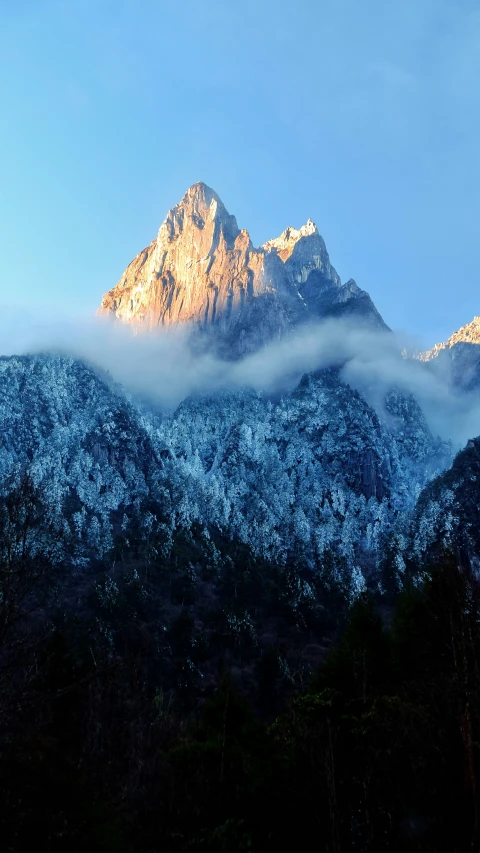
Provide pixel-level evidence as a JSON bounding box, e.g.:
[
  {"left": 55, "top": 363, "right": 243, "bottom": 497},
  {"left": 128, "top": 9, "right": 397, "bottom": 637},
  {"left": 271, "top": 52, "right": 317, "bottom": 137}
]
[{"left": 0, "top": 353, "right": 455, "bottom": 594}]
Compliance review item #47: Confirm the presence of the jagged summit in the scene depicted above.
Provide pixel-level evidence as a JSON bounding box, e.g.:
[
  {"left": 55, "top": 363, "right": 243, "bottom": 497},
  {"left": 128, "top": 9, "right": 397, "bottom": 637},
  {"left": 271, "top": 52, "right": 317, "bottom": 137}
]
[
  {"left": 263, "top": 217, "right": 340, "bottom": 286},
  {"left": 263, "top": 219, "right": 319, "bottom": 259},
  {"left": 99, "top": 182, "right": 300, "bottom": 356},
  {"left": 421, "top": 316, "right": 480, "bottom": 361},
  {"left": 183, "top": 180, "right": 219, "bottom": 200},
  {"left": 98, "top": 183, "right": 387, "bottom": 355},
  {"left": 418, "top": 315, "right": 480, "bottom": 392},
  {"left": 162, "top": 182, "right": 240, "bottom": 246}
]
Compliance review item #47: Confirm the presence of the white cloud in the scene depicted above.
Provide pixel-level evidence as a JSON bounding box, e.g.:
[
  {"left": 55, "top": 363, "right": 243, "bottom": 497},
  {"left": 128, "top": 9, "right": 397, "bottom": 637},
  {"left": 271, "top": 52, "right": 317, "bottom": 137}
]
[{"left": 1, "top": 309, "right": 479, "bottom": 446}]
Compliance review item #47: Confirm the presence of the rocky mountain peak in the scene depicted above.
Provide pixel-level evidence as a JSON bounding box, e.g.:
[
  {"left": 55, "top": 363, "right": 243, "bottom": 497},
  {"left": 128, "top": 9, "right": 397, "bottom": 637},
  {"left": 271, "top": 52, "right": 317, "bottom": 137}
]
[
  {"left": 417, "top": 315, "right": 480, "bottom": 392},
  {"left": 158, "top": 181, "right": 240, "bottom": 249},
  {"left": 98, "top": 183, "right": 301, "bottom": 356},
  {"left": 98, "top": 183, "right": 386, "bottom": 354},
  {"left": 421, "top": 316, "right": 480, "bottom": 361},
  {"left": 262, "top": 218, "right": 319, "bottom": 260},
  {"left": 263, "top": 218, "right": 340, "bottom": 286}
]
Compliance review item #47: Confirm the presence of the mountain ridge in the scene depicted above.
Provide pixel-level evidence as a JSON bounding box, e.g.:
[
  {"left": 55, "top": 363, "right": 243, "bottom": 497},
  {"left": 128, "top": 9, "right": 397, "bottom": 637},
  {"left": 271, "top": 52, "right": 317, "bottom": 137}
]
[
  {"left": 420, "top": 315, "right": 480, "bottom": 361},
  {"left": 98, "top": 182, "right": 388, "bottom": 356},
  {"left": 417, "top": 315, "right": 480, "bottom": 394}
]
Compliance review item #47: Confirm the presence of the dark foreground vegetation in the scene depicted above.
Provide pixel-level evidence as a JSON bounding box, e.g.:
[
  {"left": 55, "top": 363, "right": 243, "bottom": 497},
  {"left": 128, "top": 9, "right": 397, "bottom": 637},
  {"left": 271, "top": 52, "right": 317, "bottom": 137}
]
[{"left": 1, "top": 483, "right": 480, "bottom": 851}]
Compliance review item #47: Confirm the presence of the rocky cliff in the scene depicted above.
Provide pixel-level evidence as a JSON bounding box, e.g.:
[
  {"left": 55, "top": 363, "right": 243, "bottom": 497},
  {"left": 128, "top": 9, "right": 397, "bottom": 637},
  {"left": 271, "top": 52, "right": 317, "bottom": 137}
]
[
  {"left": 99, "top": 183, "right": 387, "bottom": 356},
  {"left": 419, "top": 316, "right": 480, "bottom": 392},
  {"left": 421, "top": 316, "right": 480, "bottom": 361}
]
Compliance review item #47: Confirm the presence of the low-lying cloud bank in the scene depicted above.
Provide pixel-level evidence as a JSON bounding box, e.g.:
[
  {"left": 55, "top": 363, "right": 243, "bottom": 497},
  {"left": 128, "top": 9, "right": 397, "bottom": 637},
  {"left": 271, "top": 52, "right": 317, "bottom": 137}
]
[{"left": 0, "top": 308, "right": 479, "bottom": 446}]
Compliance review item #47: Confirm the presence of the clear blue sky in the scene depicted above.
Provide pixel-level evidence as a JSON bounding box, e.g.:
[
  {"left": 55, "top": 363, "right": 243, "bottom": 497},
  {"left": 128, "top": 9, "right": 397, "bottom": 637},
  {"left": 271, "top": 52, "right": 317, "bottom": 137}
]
[{"left": 1, "top": 0, "right": 479, "bottom": 347}]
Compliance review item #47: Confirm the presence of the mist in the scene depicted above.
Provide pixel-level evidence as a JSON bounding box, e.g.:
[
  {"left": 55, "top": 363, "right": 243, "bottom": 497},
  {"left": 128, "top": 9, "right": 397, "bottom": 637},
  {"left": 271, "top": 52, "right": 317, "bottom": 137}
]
[{"left": 0, "top": 307, "right": 478, "bottom": 447}]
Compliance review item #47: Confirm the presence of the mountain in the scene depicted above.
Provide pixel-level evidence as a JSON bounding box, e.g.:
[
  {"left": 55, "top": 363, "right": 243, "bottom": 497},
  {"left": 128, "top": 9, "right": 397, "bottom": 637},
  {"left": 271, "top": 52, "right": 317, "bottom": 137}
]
[
  {"left": 2, "top": 183, "right": 457, "bottom": 592},
  {"left": 157, "top": 370, "right": 449, "bottom": 581},
  {"left": 419, "top": 316, "right": 480, "bottom": 392},
  {"left": 0, "top": 351, "right": 449, "bottom": 593},
  {"left": 0, "top": 354, "right": 161, "bottom": 563},
  {"left": 98, "top": 182, "right": 387, "bottom": 356},
  {"left": 6, "top": 195, "right": 479, "bottom": 852},
  {"left": 421, "top": 316, "right": 480, "bottom": 361},
  {"left": 411, "top": 437, "right": 480, "bottom": 569},
  {"left": 1, "top": 364, "right": 474, "bottom": 853}
]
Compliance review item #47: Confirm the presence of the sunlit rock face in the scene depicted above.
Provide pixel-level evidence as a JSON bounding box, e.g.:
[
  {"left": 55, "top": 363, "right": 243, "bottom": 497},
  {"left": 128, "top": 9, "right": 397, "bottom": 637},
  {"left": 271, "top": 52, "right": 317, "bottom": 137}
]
[
  {"left": 419, "top": 316, "right": 480, "bottom": 392},
  {"left": 99, "top": 182, "right": 388, "bottom": 356},
  {"left": 421, "top": 316, "right": 480, "bottom": 361}
]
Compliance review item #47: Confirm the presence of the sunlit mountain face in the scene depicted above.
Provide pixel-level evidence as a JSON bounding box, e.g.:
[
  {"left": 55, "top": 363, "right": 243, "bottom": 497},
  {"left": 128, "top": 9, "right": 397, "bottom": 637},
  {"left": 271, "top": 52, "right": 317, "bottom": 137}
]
[{"left": 98, "top": 182, "right": 387, "bottom": 358}]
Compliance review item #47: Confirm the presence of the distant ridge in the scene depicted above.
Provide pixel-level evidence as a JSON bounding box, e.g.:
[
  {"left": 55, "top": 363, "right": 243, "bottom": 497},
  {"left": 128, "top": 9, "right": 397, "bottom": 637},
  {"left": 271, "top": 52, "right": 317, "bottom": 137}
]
[{"left": 420, "top": 316, "right": 480, "bottom": 361}]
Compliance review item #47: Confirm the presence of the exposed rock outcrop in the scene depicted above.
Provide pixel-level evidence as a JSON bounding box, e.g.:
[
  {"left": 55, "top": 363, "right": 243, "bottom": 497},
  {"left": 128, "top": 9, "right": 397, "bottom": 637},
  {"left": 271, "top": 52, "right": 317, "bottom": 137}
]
[
  {"left": 99, "top": 182, "right": 388, "bottom": 356},
  {"left": 418, "top": 316, "right": 480, "bottom": 392},
  {"left": 262, "top": 218, "right": 340, "bottom": 285},
  {"left": 421, "top": 316, "right": 480, "bottom": 361}
]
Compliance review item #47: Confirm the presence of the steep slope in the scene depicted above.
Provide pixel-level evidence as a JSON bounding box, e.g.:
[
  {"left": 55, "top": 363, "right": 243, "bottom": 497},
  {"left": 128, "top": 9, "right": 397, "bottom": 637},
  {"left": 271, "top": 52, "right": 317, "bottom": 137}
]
[
  {"left": 156, "top": 370, "right": 449, "bottom": 575},
  {"left": 0, "top": 354, "right": 160, "bottom": 561},
  {"left": 422, "top": 316, "right": 480, "bottom": 361},
  {"left": 99, "top": 183, "right": 388, "bottom": 356},
  {"left": 262, "top": 221, "right": 385, "bottom": 330},
  {"left": 262, "top": 219, "right": 340, "bottom": 283},
  {"left": 411, "top": 437, "right": 480, "bottom": 566},
  {"left": 419, "top": 316, "right": 480, "bottom": 392},
  {"left": 99, "top": 183, "right": 304, "bottom": 357}
]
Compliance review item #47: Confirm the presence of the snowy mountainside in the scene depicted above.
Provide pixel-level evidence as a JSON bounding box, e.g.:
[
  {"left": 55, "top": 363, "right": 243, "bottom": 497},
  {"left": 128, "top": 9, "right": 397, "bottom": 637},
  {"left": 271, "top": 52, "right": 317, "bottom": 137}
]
[
  {"left": 411, "top": 437, "right": 480, "bottom": 565},
  {"left": 156, "top": 368, "right": 450, "bottom": 574},
  {"left": 421, "top": 316, "right": 480, "bottom": 361},
  {"left": 0, "top": 354, "right": 160, "bottom": 562},
  {"left": 0, "top": 353, "right": 451, "bottom": 588},
  {"left": 418, "top": 316, "right": 480, "bottom": 393}
]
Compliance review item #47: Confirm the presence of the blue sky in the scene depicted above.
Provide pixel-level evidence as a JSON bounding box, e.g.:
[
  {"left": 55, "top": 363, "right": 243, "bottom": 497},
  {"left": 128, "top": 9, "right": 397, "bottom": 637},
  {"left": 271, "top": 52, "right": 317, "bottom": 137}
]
[{"left": 0, "top": 0, "right": 479, "bottom": 347}]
